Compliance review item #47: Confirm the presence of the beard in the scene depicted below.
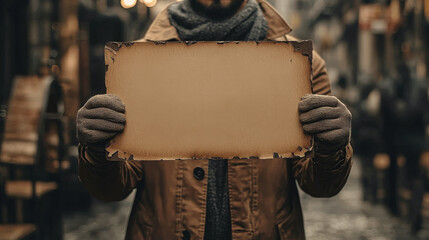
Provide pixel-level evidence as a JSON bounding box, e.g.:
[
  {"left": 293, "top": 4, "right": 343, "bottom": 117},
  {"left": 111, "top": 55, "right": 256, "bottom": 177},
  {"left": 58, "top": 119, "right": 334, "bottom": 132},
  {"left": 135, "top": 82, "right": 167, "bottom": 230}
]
[{"left": 190, "top": 0, "right": 246, "bottom": 20}]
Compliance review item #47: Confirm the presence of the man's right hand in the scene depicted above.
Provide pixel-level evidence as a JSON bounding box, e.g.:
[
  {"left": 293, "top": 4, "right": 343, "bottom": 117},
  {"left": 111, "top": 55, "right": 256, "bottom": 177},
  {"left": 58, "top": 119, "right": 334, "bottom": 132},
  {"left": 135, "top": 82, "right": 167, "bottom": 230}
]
[{"left": 77, "top": 94, "right": 126, "bottom": 148}]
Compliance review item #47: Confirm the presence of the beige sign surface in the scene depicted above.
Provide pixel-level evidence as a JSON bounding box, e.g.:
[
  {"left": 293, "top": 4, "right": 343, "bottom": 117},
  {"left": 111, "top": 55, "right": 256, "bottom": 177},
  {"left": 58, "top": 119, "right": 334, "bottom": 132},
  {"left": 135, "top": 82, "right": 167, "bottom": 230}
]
[{"left": 105, "top": 41, "right": 313, "bottom": 161}]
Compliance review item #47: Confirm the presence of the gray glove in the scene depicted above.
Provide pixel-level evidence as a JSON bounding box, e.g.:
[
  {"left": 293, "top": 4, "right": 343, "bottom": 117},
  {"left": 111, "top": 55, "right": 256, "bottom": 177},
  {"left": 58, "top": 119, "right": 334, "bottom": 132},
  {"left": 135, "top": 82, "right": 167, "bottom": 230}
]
[
  {"left": 299, "top": 94, "right": 351, "bottom": 153},
  {"left": 77, "top": 94, "right": 126, "bottom": 148}
]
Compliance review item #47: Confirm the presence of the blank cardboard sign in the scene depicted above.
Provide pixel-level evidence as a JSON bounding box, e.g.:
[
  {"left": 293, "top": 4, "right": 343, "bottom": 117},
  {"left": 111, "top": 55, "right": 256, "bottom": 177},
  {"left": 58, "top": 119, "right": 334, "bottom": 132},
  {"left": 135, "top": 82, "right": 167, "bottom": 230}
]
[{"left": 105, "top": 41, "right": 313, "bottom": 161}]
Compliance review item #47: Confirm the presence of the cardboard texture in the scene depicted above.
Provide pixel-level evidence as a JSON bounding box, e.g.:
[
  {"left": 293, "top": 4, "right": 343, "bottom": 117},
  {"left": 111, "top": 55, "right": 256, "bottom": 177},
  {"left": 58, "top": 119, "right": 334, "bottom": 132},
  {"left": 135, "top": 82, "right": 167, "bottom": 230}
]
[{"left": 105, "top": 41, "right": 313, "bottom": 161}]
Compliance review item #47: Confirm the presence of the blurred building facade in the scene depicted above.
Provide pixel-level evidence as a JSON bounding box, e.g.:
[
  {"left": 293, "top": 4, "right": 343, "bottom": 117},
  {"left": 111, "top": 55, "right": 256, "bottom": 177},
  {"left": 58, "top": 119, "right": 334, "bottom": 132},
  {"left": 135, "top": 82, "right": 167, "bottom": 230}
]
[
  {"left": 272, "top": 0, "right": 429, "bottom": 233},
  {"left": 0, "top": 1, "right": 173, "bottom": 239}
]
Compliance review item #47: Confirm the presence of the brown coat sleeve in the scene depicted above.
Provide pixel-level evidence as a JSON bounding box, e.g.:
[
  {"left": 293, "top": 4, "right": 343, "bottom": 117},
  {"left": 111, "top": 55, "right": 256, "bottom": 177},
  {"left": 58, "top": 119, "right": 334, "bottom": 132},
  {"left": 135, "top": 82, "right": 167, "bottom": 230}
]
[
  {"left": 291, "top": 48, "right": 353, "bottom": 198},
  {"left": 78, "top": 145, "right": 144, "bottom": 201}
]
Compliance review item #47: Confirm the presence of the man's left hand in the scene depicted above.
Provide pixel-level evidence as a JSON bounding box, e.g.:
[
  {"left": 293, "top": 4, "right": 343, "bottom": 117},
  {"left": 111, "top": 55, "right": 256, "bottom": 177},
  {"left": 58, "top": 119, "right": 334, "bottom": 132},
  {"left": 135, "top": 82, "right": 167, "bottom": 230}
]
[{"left": 299, "top": 94, "right": 352, "bottom": 153}]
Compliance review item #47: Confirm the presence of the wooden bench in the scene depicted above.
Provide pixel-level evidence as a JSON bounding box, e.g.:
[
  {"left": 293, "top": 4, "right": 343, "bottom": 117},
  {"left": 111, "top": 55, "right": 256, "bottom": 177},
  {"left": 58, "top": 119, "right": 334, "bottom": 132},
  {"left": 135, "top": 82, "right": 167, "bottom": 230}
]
[{"left": 5, "top": 181, "right": 57, "bottom": 199}]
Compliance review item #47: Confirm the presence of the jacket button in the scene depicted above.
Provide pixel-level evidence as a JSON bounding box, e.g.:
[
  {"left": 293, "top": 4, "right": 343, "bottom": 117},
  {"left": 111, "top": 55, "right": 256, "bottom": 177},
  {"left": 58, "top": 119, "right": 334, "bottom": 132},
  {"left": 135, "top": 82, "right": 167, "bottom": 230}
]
[
  {"left": 182, "top": 230, "right": 191, "bottom": 240},
  {"left": 193, "top": 167, "right": 205, "bottom": 180}
]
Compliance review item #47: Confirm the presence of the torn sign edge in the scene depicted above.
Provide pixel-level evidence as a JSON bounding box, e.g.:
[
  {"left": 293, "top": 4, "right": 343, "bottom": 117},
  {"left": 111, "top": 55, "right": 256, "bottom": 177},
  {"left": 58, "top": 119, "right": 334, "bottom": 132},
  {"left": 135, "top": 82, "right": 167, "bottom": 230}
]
[{"left": 104, "top": 40, "right": 314, "bottom": 161}]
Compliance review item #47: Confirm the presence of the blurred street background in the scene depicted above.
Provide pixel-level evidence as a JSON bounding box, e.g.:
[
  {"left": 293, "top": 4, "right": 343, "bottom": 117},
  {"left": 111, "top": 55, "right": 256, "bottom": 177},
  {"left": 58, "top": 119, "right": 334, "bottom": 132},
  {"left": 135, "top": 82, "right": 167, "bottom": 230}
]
[{"left": 1, "top": 0, "right": 429, "bottom": 239}]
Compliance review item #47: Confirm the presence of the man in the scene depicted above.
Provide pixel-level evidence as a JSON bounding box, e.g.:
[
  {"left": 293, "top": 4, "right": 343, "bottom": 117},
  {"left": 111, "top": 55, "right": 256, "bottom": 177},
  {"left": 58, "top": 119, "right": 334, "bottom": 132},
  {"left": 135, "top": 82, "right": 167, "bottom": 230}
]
[{"left": 77, "top": 0, "right": 353, "bottom": 239}]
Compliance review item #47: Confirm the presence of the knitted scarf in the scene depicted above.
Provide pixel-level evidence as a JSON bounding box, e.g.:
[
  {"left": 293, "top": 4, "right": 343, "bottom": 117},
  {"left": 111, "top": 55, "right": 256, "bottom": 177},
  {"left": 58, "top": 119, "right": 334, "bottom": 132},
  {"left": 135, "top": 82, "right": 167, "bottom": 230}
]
[{"left": 167, "top": 0, "right": 268, "bottom": 41}]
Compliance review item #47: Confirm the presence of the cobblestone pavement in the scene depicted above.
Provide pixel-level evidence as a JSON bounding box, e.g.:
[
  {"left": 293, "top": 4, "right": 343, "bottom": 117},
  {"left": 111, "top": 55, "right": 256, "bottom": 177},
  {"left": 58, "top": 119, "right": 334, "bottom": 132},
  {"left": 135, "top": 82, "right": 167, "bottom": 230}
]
[
  {"left": 64, "top": 160, "right": 429, "bottom": 240},
  {"left": 300, "top": 161, "right": 429, "bottom": 240},
  {"left": 63, "top": 192, "right": 135, "bottom": 240}
]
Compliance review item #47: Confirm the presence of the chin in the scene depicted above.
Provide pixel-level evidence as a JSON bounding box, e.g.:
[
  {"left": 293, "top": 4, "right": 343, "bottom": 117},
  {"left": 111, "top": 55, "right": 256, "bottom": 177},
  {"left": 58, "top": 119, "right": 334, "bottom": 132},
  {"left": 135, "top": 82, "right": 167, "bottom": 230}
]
[
  {"left": 191, "top": 0, "right": 246, "bottom": 19},
  {"left": 201, "top": 0, "right": 239, "bottom": 8}
]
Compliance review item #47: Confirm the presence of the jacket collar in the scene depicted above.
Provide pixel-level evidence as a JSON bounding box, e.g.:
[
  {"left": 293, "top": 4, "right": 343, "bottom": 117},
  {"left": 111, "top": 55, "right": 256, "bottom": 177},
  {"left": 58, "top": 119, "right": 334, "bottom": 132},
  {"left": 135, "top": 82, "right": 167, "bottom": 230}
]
[{"left": 141, "top": 0, "right": 292, "bottom": 42}]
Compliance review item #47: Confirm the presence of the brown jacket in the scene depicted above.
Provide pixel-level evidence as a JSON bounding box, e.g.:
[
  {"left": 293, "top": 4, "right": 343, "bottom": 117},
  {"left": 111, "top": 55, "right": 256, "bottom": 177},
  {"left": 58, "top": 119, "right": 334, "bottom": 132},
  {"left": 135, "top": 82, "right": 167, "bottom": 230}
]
[{"left": 79, "top": 1, "right": 353, "bottom": 239}]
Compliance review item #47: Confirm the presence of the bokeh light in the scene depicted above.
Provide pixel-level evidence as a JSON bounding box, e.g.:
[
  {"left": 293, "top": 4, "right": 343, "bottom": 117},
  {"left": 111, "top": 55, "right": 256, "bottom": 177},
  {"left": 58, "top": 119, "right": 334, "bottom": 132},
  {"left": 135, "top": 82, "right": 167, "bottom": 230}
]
[
  {"left": 121, "top": 0, "right": 137, "bottom": 9},
  {"left": 139, "top": 0, "right": 157, "bottom": 7}
]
